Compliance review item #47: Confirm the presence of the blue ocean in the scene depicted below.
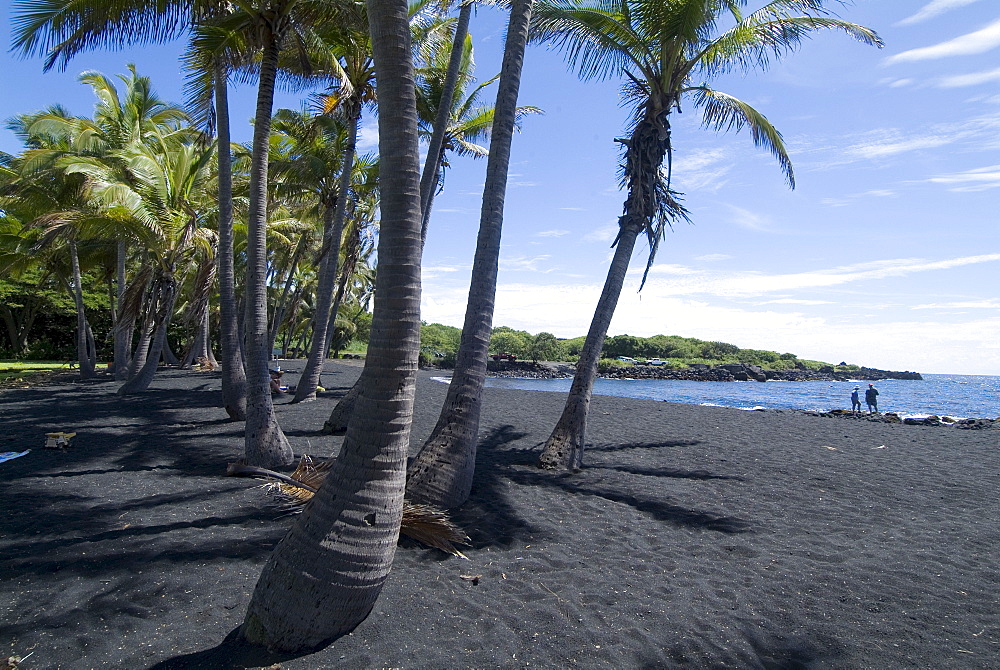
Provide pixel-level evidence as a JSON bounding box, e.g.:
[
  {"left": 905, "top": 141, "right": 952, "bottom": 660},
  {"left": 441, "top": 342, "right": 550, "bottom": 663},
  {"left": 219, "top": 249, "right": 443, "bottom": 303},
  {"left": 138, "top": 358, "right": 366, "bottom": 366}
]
[{"left": 481, "top": 373, "right": 1000, "bottom": 419}]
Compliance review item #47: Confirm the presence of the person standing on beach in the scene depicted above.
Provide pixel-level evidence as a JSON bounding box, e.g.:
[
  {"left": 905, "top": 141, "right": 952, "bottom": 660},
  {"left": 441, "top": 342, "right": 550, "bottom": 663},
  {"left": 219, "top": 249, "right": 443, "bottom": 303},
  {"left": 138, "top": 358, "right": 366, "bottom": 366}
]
[
  {"left": 851, "top": 386, "right": 862, "bottom": 414},
  {"left": 865, "top": 383, "right": 879, "bottom": 413}
]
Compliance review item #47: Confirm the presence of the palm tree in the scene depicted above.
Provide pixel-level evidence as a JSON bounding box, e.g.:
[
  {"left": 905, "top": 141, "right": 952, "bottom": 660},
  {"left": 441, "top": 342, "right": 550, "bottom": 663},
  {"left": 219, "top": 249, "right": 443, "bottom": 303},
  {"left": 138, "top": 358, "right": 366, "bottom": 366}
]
[
  {"left": 534, "top": 0, "right": 881, "bottom": 471},
  {"left": 418, "top": 0, "right": 472, "bottom": 239},
  {"left": 293, "top": 16, "right": 378, "bottom": 403},
  {"left": 404, "top": 0, "right": 536, "bottom": 508},
  {"left": 241, "top": 0, "right": 425, "bottom": 649}
]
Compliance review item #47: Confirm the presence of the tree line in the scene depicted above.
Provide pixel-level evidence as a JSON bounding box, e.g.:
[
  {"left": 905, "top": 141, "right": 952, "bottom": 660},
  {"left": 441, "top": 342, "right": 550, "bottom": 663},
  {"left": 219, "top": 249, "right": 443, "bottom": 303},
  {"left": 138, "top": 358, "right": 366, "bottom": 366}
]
[{"left": 5, "top": 0, "right": 880, "bottom": 653}]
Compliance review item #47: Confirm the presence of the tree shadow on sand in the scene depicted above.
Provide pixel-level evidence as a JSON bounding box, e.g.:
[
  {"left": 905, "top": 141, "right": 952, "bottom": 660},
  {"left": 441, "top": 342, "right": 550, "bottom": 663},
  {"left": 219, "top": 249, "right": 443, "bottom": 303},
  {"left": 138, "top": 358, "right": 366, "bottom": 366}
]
[
  {"left": 148, "top": 626, "right": 317, "bottom": 670},
  {"left": 453, "top": 427, "right": 752, "bottom": 545}
]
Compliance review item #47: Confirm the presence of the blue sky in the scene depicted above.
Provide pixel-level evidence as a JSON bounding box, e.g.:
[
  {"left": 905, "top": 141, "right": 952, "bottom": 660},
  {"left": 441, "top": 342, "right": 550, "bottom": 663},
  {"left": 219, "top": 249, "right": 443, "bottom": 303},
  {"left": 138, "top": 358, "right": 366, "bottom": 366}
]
[{"left": 3, "top": 1, "right": 999, "bottom": 375}]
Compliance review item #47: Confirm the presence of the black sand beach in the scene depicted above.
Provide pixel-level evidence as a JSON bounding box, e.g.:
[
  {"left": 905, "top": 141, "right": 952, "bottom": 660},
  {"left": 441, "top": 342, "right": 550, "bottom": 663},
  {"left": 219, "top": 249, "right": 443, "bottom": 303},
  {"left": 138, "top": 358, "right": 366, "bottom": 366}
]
[{"left": 1, "top": 361, "right": 998, "bottom": 669}]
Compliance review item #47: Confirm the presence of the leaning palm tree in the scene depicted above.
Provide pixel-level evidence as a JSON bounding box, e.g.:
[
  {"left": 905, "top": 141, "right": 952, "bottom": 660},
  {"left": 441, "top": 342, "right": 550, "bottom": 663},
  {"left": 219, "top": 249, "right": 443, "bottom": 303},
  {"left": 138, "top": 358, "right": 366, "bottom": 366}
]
[
  {"left": 534, "top": 0, "right": 881, "bottom": 471},
  {"left": 404, "top": 0, "right": 536, "bottom": 509},
  {"left": 241, "top": 0, "right": 425, "bottom": 650},
  {"left": 292, "top": 15, "right": 378, "bottom": 403}
]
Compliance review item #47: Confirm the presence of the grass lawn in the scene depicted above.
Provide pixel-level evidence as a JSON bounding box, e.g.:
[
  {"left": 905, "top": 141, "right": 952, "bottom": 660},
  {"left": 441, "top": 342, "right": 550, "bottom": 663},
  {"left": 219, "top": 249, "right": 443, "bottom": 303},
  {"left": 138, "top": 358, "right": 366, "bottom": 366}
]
[{"left": 0, "top": 360, "right": 98, "bottom": 386}]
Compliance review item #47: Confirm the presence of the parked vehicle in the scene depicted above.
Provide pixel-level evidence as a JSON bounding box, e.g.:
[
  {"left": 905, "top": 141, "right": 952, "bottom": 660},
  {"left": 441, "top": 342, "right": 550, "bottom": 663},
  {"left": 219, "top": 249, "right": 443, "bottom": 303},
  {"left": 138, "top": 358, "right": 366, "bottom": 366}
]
[
  {"left": 491, "top": 352, "right": 517, "bottom": 361},
  {"left": 617, "top": 356, "right": 636, "bottom": 364},
  {"left": 648, "top": 358, "right": 665, "bottom": 366}
]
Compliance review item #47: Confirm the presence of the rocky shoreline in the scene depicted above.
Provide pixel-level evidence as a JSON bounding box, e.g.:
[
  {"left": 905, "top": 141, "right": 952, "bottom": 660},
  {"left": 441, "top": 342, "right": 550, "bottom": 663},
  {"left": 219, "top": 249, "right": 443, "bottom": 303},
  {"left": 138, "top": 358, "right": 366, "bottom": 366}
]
[{"left": 482, "top": 360, "right": 923, "bottom": 383}]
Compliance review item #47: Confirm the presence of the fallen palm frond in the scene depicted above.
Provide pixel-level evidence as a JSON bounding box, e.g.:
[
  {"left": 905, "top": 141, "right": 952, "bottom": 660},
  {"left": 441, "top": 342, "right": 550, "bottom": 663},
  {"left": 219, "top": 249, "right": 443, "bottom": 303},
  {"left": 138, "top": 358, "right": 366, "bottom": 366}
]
[{"left": 227, "top": 456, "right": 470, "bottom": 559}]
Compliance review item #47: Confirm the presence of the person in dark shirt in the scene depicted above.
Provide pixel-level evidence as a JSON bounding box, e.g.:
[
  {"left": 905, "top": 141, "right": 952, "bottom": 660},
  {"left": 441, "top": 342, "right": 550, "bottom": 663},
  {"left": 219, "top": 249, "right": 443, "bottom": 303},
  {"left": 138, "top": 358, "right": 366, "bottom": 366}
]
[
  {"left": 865, "top": 383, "right": 879, "bottom": 413},
  {"left": 851, "top": 386, "right": 862, "bottom": 414}
]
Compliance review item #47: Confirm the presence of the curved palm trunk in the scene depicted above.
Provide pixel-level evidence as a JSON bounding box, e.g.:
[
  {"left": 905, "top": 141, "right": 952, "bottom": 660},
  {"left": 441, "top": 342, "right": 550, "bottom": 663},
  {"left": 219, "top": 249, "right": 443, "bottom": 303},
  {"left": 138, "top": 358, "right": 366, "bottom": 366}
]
[
  {"left": 242, "top": 0, "right": 423, "bottom": 648},
  {"left": 267, "top": 240, "right": 305, "bottom": 357},
  {"left": 69, "top": 239, "right": 97, "bottom": 379},
  {"left": 319, "top": 3, "right": 473, "bottom": 433},
  {"left": 243, "top": 37, "right": 293, "bottom": 466},
  {"left": 406, "top": 0, "right": 534, "bottom": 508},
  {"left": 118, "top": 274, "right": 179, "bottom": 394},
  {"left": 419, "top": 0, "right": 472, "bottom": 242},
  {"left": 293, "top": 114, "right": 359, "bottom": 403},
  {"left": 215, "top": 62, "right": 248, "bottom": 420},
  {"left": 537, "top": 223, "right": 641, "bottom": 470},
  {"left": 113, "top": 240, "right": 131, "bottom": 380},
  {"left": 538, "top": 113, "right": 670, "bottom": 470}
]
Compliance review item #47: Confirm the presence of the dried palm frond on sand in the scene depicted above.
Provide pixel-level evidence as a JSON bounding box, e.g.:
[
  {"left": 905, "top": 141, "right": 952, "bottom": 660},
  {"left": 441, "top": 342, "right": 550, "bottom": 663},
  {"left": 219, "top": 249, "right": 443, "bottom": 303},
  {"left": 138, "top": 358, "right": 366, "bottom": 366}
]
[{"left": 227, "top": 456, "right": 470, "bottom": 558}]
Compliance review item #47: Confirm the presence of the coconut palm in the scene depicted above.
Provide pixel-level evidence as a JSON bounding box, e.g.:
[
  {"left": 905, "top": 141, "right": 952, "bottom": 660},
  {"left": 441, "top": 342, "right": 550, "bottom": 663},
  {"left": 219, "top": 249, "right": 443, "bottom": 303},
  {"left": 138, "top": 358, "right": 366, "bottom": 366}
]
[
  {"left": 533, "top": 0, "right": 881, "bottom": 471},
  {"left": 292, "top": 16, "right": 378, "bottom": 403},
  {"left": 241, "top": 0, "right": 425, "bottom": 649},
  {"left": 403, "top": 0, "right": 536, "bottom": 508}
]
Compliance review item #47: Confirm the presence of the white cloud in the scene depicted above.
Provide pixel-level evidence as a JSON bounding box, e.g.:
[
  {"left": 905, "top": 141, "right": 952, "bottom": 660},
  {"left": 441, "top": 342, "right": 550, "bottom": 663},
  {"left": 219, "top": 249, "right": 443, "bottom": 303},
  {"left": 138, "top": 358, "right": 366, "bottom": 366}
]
[
  {"left": 695, "top": 253, "right": 732, "bottom": 262},
  {"left": 938, "top": 66, "right": 1000, "bottom": 88},
  {"left": 758, "top": 299, "right": 832, "bottom": 306},
  {"left": 645, "top": 263, "right": 701, "bottom": 276},
  {"left": 928, "top": 164, "right": 1000, "bottom": 191},
  {"left": 727, "top": 205, "right": 774, "bottom": 232},
  {"left": 583, "top": 223, "right": 619, "bottom": 243},
  {"left": 885, "top": 17, "right": 1000, "bottom": 64},
  {"left": 672, "top": 148, "right": 732, "bottom": 192},
  {"left": 559, "top": 206, "right": 586, "bottom": 211},
  {"left": 500, "top": 255, "right": 553, "bottom": 272},
  {"left": 896, "top": 0, "right": 985, "bottom": 26},
  {"left": 535, "top": 229, "right": 571, "bottom": 238},
  {"left": 864, "top": 189, "right": 897, "bottom": 197},
  {"left": 887, "top": 78, "right": 915, "bottom": 88},
  {"left": 357, "top": 122, "right": 379, "bottom": 149},
  {"left": 845, "top": 133, "right": 953, "bottom": 160},
  {"left": 912, "top": 299, "right": 1000, "bottom": 310}
]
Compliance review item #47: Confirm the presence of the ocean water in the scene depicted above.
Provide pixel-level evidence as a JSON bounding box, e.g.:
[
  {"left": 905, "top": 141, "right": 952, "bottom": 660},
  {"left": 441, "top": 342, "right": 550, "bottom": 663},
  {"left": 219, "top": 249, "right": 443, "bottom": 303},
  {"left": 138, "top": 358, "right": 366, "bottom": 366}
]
[{"left": 479, "top": 373, "right": 1000, "bottom": 419}]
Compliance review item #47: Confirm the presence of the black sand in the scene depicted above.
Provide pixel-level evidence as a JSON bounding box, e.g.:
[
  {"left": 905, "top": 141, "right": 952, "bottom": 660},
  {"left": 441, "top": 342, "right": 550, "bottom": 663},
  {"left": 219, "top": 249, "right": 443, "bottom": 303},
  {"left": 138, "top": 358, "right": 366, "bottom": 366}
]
[{"left": 1, "top": 361, "right": 998, "bottom": 669}]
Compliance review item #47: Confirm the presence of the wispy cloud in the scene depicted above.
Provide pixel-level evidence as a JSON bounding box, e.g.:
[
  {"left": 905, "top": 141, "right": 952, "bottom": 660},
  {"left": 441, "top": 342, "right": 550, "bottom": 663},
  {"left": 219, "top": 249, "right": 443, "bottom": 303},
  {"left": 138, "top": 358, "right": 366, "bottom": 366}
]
[
  {"left": 912, "top": 299, "right": 1000, "bottom": 310},
  {"left": 357, "top": 122, "right": 379, "bottom": 149},
  {"left": 673, "top": 148, "right": 732, "bottom": 192},
  {"left": 927, "top": 164, "right": 1000, "bottom": 191},
  {"left": 629, "top": 254, "right": 1000, "bottom": 298},
  {"left": 939, "top": 66, "right": 1000, "bottom": 88},
  {"left": 535, "top": 229, "right": 571, "bottom": 238},
  {"left": 695, "top": 253, "right": 732, "bottom": 262},
  {"left": 583, "top": 223, "right": 619, "bottom": 243},
  {"left": 885, "top": 17, "right": 1000, "bottom": 64},
  {"left": 758, "top": 298, "right": 832, "bottom": 306},
  {"left": 845, "top": 132, "right": 953, "bottom": 160},
  {"left": 895, "top": 0, "right": 985, "bottom": 26},
  {"left": 559, "top": 206, "right": 586, "bottom": 211},
  {"left": 500, "top": 255, "right": 553, "bottom": 272},
  {"left": 727, "top": 205, "right": 774, "bottom": 232},
  {"left": 646, "top": 263, "right": 701, "bottom": 276}
]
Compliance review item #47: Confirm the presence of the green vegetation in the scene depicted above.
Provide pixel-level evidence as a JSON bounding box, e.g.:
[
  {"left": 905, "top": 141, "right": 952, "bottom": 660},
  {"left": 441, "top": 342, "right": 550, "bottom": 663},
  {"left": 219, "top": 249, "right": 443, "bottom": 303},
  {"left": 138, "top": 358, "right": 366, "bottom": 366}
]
[{"left": 415, "top": 324, "right": 854, "bottom": 371}]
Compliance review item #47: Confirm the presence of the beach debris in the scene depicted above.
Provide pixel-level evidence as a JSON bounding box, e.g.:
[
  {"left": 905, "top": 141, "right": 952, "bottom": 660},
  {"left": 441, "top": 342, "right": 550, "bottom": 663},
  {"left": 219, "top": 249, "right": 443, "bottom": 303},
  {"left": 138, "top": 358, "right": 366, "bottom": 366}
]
[
  {"left": 44, "top": 432, "right": 76, "bottom": 449},
  {"left": 2, "top": 652, "right": 33, "bottom": 669},
  {"left": 226, "top": 456, "right": 471, "bottom": 558},
  {"left": 459, "top": 574, "right": 482, "bottom": 585},
  {"left": 0, "top": 450, "right": 30, "bottom": 464},
  {"left": 821, "top": 446, "right": 838, "bottom": 451},
  {"left": 874, "top": 445, "right": 887, "bottom": 449}
]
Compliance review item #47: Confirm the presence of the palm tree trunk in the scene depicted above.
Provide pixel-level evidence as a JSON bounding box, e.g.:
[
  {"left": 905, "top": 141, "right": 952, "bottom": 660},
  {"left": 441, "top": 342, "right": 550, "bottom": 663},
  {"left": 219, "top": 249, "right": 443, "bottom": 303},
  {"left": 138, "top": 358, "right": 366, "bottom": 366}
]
[
  {"left": 538, "top": 112, "right": 670, "bottom": 470},
  {"left": 267, "top": 240, "right": 305, "bottom": 357},
  {"left": 243, "top": 36, "right": 293, "bottom": 467},
  {"left": 293, "top": 114, "right": 359, "bottom": 403},
  {"left": 113, "top": 240, "right": 130, "bottom": 379},
  {"left": 69, "top": 239, "right": 96, "bottom": 379},
  {"left": 118, "top": 275, "right": 179, "bottom": 395},
  {"left": 537, "top": 223, "right": 641, "bottom": 470},
  {"left": 215, "top": 62, "right": 248, "bottom": 420},
  {"left": 419, "top": 0, "right": 472, "bottom": 242},
  {"left": 406, "top": 0, "right": 534, "bottom": 508},
  {"left": 242, "top": 0, "right": 423, "bottom": 648}
]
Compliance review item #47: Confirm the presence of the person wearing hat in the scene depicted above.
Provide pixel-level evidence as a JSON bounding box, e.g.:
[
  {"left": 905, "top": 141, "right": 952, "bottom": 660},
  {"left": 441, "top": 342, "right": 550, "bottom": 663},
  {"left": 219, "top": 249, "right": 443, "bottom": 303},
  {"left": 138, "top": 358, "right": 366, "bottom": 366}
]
[
  {"left": 269, "top": 368, "right": 286, "bottom": 395},
  {"left": 865, "top": 383, "right": 879, "bottom": 413},
  {"left": 851, "top": 386, "right": 862, "bottom": 414}
]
